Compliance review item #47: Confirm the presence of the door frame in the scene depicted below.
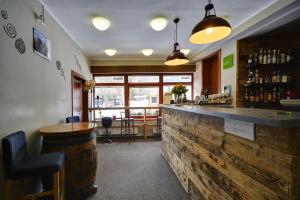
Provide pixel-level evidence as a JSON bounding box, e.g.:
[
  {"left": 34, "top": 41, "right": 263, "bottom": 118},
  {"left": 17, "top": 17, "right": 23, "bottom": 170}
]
[
  {"left": 71, "top": 70, "right": 88, "bottom": 122},
  {"left": 201, "top": 49, "right": 221, "bottom": 94}
]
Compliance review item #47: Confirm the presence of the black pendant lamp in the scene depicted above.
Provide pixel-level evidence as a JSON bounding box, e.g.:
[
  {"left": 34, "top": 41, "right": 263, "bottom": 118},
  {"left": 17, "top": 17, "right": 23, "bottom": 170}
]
[
  {"left": 165, "top": 18, "right": 189, "bottom": 66},
  {"left": 189, "top": 0, "right": 231, "bottom": 44}
]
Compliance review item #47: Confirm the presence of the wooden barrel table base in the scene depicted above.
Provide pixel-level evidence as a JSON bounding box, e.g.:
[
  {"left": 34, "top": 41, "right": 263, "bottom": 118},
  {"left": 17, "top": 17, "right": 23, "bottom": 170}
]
[{"left": 40, "top": 123, "right": 98, "bottom": 200}]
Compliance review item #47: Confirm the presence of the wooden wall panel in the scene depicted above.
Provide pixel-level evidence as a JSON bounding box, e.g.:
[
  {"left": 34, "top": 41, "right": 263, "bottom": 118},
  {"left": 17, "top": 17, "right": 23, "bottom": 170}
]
[{"left": 162, "top": 107, "right": 300, "bottom": 200}]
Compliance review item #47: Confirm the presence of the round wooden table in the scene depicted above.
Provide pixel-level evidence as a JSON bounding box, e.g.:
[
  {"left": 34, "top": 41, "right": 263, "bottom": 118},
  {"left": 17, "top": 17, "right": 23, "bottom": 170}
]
[{"left": 40, "top": 122, "right": 98, "bottom": 200}]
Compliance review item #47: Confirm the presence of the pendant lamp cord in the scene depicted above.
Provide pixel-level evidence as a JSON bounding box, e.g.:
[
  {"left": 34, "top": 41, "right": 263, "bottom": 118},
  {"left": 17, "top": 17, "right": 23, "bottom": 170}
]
[
  {"left": 173, "top": 18, "right": 180, "bottom": 50},
  {"left": 205, "top": 0, "right": 216, "bottom": 17}
]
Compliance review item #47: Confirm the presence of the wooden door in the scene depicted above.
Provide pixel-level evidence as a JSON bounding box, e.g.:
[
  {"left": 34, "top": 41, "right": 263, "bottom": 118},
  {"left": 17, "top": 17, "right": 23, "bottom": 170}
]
[
  {"left": 71, "top": 71, "right": 88, "bottom": 122},
  {"left": 202, "top": 51, "right": 221, "bottom": 94}
]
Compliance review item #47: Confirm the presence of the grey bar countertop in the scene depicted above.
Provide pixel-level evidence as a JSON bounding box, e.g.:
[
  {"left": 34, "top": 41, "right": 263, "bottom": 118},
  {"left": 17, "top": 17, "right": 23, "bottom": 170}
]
[{"left": 162, "top": 105, "right": 300, "bottom": 128}]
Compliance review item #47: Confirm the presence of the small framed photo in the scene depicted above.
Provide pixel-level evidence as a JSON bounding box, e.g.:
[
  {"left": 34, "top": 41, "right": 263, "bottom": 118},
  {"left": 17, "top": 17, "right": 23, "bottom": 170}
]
[{"left": 33, "top": 28, "right": 51, "bottom": 61}]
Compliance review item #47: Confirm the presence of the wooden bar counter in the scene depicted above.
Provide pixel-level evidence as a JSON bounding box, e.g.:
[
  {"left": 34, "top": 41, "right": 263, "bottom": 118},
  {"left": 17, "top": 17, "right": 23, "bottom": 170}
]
[
  {"left": 39, "top": 122, "right": 97, "bottom": 200},
  {"left": 161, "top": 105, "right": 300, "bottom": 200}
]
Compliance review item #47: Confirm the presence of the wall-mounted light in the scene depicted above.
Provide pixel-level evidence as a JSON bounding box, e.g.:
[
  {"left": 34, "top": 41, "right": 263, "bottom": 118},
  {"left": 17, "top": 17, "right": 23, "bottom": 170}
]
[
  {"left": 35, "top": 4, "right": 45, "bottom": 24},
  {"left": 104, "top": 49, "right": 117, "bottom": 56},
  {"left": 189, "top": 0, "right": 231, "bottom": 44},
  {"left": 165, "top": 18, "right": 189, "bottom": 66}
]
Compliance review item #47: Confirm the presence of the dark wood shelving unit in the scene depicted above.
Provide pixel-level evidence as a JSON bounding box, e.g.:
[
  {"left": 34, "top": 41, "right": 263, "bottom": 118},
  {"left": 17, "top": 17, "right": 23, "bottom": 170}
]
[{"left": 236, "top": 18, "right": 300, "bottom": 109}]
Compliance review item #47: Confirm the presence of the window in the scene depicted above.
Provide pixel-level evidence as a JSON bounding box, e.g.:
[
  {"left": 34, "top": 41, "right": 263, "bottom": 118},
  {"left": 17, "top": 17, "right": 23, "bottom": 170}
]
[
  {"left": 95, "top": 76, "right": 124, "bottom": 83},
  {"left": 128, "top": 75, "right": 159, "bottom": 83},
  {"left": 163, "top": 75, "right": 192, "bottom": 83},
  {"left": 95, "top": 86, "right": 124, "bottom": 107},
  {"left": 129, "top": 87, "right": 159, "bottom": 107}
]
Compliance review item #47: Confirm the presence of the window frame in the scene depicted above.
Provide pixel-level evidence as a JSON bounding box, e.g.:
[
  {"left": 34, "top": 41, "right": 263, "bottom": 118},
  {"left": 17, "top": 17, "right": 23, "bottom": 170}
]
[{"left": 93, "top": 73, "right": 194, "bottom": 112}]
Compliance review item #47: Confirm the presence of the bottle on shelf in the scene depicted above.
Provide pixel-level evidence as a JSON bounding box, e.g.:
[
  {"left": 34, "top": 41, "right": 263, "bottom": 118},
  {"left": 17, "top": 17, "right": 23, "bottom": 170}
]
[
  {"left": 259, "top": 75, "right": 264, "bottom": 84},
  {"left": 280, "top": 53, "right": 286, "bottom": 64},
  {"left": 272, "top": 49, "right": 277, "bottom": 64},
  {"left": 244, "top": 88, "right": 249, "bottom": 102},
  {"left": 276, "top": 69, "right": 281, "bottom": 83},
  {"left": 277, "top": 87, "right": 282, "bottom": 101},
  {"left": 264, "top": 74, "right": 270, "bottom": 84},
  {"left": 263, "top": 89, "right": 268, "bottom": 103},
  {"left": 277, "top": 49, "right": 281, "bottom": 64},
  {"left": 259, "top": 87, "right": 264, "bottom": 102},
  {"left": 281, "top": 72, "right": 287, "bottom": 83},
  {"left": 263, "top": 50, "right": 267, "bottom": 64},
  {"left": 267, "top": 89, "right": 272, "bottom": 102},
  {"left": 267, "top": 49, "right": 272, "bottom": 64},
  {"left": 254, "top": 53, "right": 258, "bottom": 64},
  {"left": 247, "top": 69, "right": 254, "bottom": 84},
  {"left": 287, "top": 71, "right": 292, "bottom": 83},
  {"left": 259, "top": 48, "right": 263, "bottom": 64},
  {"left": 272, "top": 87, "right": 277, "bottom": 102},
  {"left": 248, "top": 53, "right": 254, "bottom": 65},
  {"left": 286, "top": 90, "right": 291, "bottom": 100},
  {"left": 272, "top": 70, "right": 277, "bottom": 83},
  {"left": 255, "top": 69, "right": 260, "bottom": 84},
  {"left": 249, "top": 90, "right": 255, "bottom": 103},
  {"left": 255, "top": 91, "right": 260, "bottom": 103}
]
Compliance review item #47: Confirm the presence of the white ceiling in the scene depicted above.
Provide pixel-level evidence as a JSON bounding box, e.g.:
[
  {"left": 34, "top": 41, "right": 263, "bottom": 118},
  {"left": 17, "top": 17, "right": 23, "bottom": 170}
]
[{"left": 42, "top": 0, "right": 278, "bottom": 61}]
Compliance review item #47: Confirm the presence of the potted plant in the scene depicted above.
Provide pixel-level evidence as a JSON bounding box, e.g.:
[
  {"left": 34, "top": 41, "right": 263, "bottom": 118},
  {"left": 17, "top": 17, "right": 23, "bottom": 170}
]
[{"left": 171, "top": 84, "right": 188, "bottom": 105}]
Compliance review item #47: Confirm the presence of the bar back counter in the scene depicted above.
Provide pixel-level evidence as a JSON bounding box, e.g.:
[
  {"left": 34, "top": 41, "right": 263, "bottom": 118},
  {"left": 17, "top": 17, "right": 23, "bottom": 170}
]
[{"left": 162, "top": 105, "right": 300, "bottom": 200}]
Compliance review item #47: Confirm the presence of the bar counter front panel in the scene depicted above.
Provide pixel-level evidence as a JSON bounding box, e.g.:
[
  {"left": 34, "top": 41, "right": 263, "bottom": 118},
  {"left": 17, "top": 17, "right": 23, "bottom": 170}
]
[{"left": 161, "top": 105, "right": 300, "bottom": 200}]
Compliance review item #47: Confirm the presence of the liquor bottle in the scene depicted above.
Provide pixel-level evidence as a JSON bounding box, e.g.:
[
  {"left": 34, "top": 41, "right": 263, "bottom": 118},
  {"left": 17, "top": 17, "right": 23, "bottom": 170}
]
[
  {"left": 263, "top": 50, "right": 267, "bottom": 64},
  {"left": 255, "top": 90, "right": 260, "bottom": 103},
  {"left": 267, "top": 90, "right": 272, "bottom": 102},
  {"left": 277, "top": 87, "right": 282, "bottom": 101},
  {"left": 281, "top": 72, "right": 287, "bottom": 83},
  {"left": 249, "top": 90, "right": 255, "bottom": 103},
  {"left": 259, "top": 75, "right": 264, "bottom": 84},
  {"left": 263, "top": 89, "right": 268, "bottom": 103},
  {"left": 244, "top": 88, "right": 249, "bottom": 102},
  {"left": 287, "top": 71, "right": 292, "bottom": 83},
  {"left": 286, "top": 49, "right": 293, "bottom": 63},
  {"left": 267, "top": 49, "right": 272, "bottom": 64},
  {"left": 276, "top": 69, "right": 281, "bottom": 83},
  {"left": 272, "top": 87, "right": 277, "bottom": 102},
  {"left": 255, "top": 69, "right": 259, "bottom": 84},
  {"left": 286, "top": 90, "right": 291, "bottom": 100},
  {"left": 254, "top": 53, "right": 258, "bottom": 64},
  {"left": 260, "top": 87, "right": 264, "bottom": 102},
  {"left": 259, "top": 48, "right": 263, "bottom": 64},
  {"left": 280, "top": 53, "right": 286, "bottom": 64},
  {"left": 264, "top": 74, "right": 270, "bottom": 84},
  {"left": 277, "top": 49, "right": 281, "bottom": 64},
  {"left": 272, "top": 49, "right": 277, "bottom": 64},
  {"left": 248, "top": 53, "right": 254, "bottom": 65},
  {"left": 272, "top": 71, "right": 277, "bottom": 83},
  {"left": 247, "top": 70, "right": 254, "bottom": 84}
]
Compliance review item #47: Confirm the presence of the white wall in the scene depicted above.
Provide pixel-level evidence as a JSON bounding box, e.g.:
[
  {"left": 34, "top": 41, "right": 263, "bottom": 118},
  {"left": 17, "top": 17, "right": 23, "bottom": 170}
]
[
  {"left": 193, "top": 40, "right": 237, "bottom": 106},
  {"left": 0, "top": 0, "right": 91, "bottom": 195}
]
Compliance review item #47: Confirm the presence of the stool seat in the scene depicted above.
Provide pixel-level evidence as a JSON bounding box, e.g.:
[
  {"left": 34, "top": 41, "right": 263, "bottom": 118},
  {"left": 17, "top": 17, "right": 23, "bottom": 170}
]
[{"left": 11, "top": 152, "right": 64, "bottom": 179}]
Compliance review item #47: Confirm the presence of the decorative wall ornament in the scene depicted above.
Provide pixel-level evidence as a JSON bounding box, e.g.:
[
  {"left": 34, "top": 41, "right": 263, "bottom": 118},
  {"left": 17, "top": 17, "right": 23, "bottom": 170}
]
[
  {"left": 74, "top": 55, "right": 82, "bottom": 70},
  {"left": 15, "top": 38, "right": 26, "bottom": 54},
  {"left": 1, "top": 10, "right": 8, "bottom": 19},
  {"left": 33, "top": 27, "right": 51, "bottom": 61},
  {"left": 56, "top": 60, "right": 61, "bottom": 70},
  {"left": 60, "top": 68, "right": 64, "bottom": 77},
  {"left": 3, "top": 23, "right": 17, "bottom": 38}
]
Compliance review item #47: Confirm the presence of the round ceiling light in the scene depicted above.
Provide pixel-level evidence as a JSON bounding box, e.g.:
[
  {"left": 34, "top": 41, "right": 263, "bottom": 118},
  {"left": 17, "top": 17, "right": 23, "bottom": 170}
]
[
  {"left": 150, "top": 17, "right": 168, "bottom": 31},
  {"left": 92, "top": 17, "right": 111, "bottom": 31},
  {"left": 104, "top": 49, "right": 117, "bottom": 56},
  {"left": 142, "top": 49, "right": 154, "bottom": 56},
  {"left": 181, "top": 49, "right": 191, "bottom": 56},
  {"left": 189, "top": 0, "right": 231, "bottom": 44}
]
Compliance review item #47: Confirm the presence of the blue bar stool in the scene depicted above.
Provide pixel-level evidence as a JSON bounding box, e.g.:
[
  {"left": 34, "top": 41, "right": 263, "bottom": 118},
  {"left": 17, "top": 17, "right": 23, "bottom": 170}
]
[
  {"left": 101, "top": 117, "right": 113, "bottom": 143},
  {"left": 66, "top": 116, "right": 80, "bottom": 123},
  {"left": 2, "top": 131, "right": 65, "bottom": 200}
]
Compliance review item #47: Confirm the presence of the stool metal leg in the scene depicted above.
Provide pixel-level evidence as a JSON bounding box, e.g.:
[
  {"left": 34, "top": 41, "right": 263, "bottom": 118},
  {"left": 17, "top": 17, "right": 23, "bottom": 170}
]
[{"left": 60, "top": 165, "right": 65, "bottom": 200}]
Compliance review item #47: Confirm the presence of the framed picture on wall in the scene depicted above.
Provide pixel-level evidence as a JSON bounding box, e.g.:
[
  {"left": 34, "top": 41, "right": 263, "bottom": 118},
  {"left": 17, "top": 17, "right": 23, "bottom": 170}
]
[{"left": 33, "top": 28, "right": 51, "bottom": 61}]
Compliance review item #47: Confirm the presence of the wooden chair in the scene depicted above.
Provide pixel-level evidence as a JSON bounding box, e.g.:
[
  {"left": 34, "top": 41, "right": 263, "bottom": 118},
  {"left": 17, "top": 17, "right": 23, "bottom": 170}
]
[{"left": 2, "top": 131, "right": 65, "bottom": 200}]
